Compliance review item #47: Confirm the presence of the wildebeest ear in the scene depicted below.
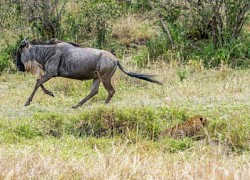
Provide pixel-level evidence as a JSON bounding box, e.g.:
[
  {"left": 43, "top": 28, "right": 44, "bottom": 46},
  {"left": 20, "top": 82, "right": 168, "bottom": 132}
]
[{"left": 20, "top": 37, "right": 30, "bottom": 50}]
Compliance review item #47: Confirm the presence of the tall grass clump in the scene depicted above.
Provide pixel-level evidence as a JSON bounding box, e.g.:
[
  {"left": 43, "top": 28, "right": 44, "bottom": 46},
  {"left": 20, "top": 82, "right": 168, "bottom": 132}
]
[
  {"left": 14, "top": 124, "right": 42, "bottom": 139},
  {"left": 208, "top": 117, "right": 250, "bottom": 152},
  {"left": 146, "top": 33, "right": 169, "bottom": 60}
]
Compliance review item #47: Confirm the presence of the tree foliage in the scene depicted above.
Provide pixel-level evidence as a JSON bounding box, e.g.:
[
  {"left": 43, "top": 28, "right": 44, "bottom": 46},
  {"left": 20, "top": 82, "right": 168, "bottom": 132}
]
[
  {"left": 0, "top": 0, "right": 249, "bottom": 71},
  {"left": 155, "top": 0, "right": 250, "bottom": 47},
  {"left": 64, "top": 0, "right": 121, "bottom": 47}
]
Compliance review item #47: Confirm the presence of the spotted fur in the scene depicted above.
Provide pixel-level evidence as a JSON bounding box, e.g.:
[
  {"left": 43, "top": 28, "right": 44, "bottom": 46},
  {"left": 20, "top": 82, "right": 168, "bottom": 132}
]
[{"left": 161, "top": 116, "right": 208, "bottom": 139}]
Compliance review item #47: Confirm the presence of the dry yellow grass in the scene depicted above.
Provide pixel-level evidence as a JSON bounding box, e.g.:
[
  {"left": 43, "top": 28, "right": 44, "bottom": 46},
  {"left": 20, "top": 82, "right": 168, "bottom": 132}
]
[
  {"left": 1, "top": 143, "right": 250, "bottom": 179},
  {"left": 112, "top": 15, "right": 158, "bottom": 46}
]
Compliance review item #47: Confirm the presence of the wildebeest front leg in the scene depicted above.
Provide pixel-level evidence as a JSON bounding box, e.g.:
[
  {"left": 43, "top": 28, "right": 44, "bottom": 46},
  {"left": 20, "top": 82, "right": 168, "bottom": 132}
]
[
  {"left": 40, "top": 83, "right": 54, "bottom": 97},
  {"left": 24, "top": 74, "right": 54, "bottom": 106},
  {"left": 72, "top": 78, "right": 100, "bottom": 109}
]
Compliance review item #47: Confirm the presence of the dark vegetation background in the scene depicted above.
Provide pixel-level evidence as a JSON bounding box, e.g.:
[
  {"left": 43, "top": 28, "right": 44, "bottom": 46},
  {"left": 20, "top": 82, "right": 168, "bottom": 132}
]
[{"left": 0, "top": 0, "right": 249, "bottom": 73}]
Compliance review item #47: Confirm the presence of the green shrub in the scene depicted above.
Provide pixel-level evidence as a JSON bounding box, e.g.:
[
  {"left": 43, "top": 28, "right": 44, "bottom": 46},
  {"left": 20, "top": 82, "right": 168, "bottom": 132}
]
[
  {"left": 0, "top": 52, "right": 11, "bottom": 73},
  {"left": 15, "top": 124, "right": 42, "bottom": 139},
  {"left": 179, "top": 38, "right": 250, "bottom": 68},
  {"left": 130, "top": 0, "right": 152, "bottom": 12},
  {"left": 0, "top": 44, "right": 17, "bottom": 73}
]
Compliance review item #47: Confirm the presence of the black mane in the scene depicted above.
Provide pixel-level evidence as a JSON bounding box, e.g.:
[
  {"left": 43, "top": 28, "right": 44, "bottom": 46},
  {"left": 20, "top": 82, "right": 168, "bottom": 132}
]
[{"left": 30, "top": 38, "right": 81, "bottom": 47}]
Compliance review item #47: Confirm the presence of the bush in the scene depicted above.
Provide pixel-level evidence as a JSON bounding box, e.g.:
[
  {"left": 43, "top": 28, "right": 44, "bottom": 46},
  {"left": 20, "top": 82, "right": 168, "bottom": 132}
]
[
  {"left": 130, "top": 0, "right": 152, "bottom": 12},
  {"left": 154, "top": 0, "right": 250, "bottom": 67},
  {"left": 0, "top": 52, "right": 11, "bottom": 73},
  {"left": 181, "top": 39, "right": 250, "bottom": 68},
  {"left": 0, "top": 44, "right": 17, "bottom": 73}
]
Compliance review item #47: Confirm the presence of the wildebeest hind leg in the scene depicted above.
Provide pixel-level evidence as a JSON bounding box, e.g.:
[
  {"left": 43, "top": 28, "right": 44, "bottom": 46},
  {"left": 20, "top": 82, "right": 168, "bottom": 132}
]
[
  {"left": 97, "top": 61, "right": 116, "bottom": 104},
  {"left": 72, "top": 78, "right": 100, "bottom": 109},
  {"left": 24, "top": 73, "right": 54, "bottom": 106},
  {"left": 102, "top": 79, "right": 115, "bottom": 104}
]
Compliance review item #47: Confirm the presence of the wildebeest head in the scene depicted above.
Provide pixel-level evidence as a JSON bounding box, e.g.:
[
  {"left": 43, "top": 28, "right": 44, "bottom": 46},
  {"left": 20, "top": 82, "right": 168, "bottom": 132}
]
[
  {"left": 16, "top": 38, "right": 30, "bottom": 72},
  {"left": 16, "top": 37, "right": 46, "bottom": 79}
]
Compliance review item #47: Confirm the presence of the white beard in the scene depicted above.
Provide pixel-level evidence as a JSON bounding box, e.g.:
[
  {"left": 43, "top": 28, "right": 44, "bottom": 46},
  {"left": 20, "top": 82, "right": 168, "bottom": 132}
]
[{"left": 24, "top": 60, "right": 45, "bottom": 79}]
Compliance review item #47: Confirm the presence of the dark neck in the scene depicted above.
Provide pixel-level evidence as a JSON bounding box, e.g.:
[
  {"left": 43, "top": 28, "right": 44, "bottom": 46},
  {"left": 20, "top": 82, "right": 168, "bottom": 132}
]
[{"left": 29, "top": 45, "right": 56, "bottom": 65}]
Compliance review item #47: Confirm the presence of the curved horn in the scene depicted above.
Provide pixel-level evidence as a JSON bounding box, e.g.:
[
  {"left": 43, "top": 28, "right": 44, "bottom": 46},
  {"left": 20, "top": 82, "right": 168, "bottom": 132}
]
[{"left": 24, "top": 37, "right": 29, "bottom": 43}]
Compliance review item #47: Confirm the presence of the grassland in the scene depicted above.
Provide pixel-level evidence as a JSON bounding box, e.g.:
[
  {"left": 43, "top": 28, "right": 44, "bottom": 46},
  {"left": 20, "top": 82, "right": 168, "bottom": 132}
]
[{"left": 0, "top": 62, "right": 250, "bottom": 179}]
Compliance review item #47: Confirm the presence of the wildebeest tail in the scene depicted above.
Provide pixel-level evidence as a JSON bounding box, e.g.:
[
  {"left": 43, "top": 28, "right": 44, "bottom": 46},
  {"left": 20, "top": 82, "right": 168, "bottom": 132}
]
[{"left": 117, "top": 61, "right": 162, "bottom": 85}]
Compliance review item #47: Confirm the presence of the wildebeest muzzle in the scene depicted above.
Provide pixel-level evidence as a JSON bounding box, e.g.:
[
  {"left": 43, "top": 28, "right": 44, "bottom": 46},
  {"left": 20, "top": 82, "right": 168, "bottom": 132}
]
[
  {"left": 16, "top": 49, "right": 25, "bottom": 72},
  {"left": 16, "top": 38, "right": 29, "bottom": 72},
  {"left": 16, "top": 61, "right": 25, "bottom": 72}
]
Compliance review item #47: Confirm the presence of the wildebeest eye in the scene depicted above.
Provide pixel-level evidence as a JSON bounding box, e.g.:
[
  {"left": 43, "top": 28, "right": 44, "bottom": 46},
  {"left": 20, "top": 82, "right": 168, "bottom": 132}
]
[{"left": 21, "top": 41, "right": 26, "bottom": 47}]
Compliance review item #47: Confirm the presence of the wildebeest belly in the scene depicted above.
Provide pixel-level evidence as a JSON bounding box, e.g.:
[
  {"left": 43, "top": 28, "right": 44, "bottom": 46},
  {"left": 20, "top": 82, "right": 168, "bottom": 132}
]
[{"left": 58, "top": 51, "right": 100, "bottom": 80}]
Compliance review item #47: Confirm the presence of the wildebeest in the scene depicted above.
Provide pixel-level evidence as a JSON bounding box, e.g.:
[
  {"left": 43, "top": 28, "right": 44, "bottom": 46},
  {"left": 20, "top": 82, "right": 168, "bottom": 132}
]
[{"left": 16, "top": 38, "right": 162, "bottom": 108}]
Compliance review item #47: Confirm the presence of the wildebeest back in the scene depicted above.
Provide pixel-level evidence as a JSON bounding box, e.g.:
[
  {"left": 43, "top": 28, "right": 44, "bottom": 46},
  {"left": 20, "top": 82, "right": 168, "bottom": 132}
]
[{"left": 58, "top": 47, "right": 117, "bottom": 80}]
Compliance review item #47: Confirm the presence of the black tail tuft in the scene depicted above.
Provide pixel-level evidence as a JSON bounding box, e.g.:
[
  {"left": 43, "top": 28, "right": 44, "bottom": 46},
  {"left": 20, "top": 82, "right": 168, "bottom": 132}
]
[{"left": 117, "top": 61, "right": 162, "bottom": 85}]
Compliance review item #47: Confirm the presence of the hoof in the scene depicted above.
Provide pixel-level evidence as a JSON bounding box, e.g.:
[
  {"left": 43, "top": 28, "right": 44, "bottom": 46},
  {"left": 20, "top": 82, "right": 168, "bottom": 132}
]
[
  {"left": 48, "top": 92, "right": 55, "bottom": 97},
  {"left": 24, "top": 102, "right": 30, "bottom": 106},
  {"left": 72, "top": 105, "right": 79, "bottom": 109},
  {"left": 45, "top": 91, "right": 54, "bottom": 97}
]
